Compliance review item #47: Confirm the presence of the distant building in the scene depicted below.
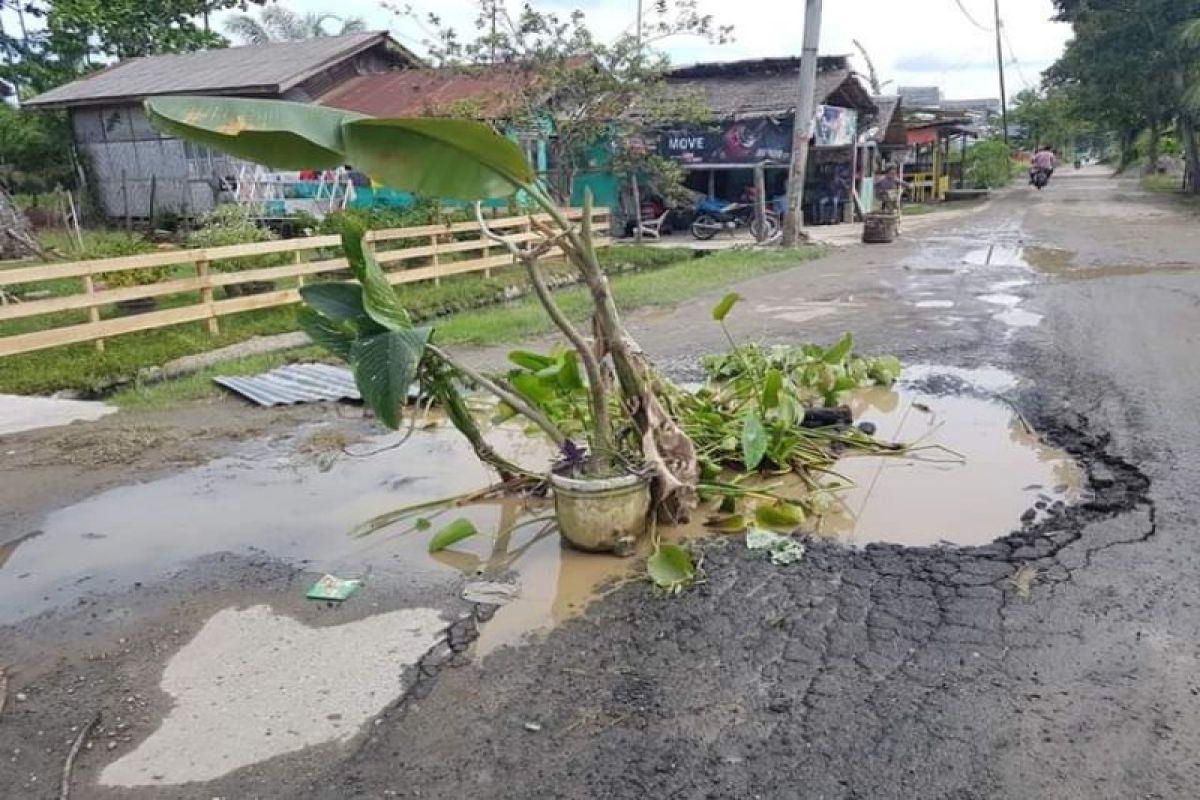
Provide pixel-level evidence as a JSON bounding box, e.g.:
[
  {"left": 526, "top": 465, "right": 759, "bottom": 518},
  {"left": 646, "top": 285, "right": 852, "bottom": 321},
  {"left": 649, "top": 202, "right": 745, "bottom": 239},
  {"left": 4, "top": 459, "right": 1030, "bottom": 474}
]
[
  {"left": 898, "top": 86, "right": 942, "bottom": 108},
  {"left": 940, "top": 98, "right": 1002, "bottom": 119},
  {"left": 25, "top": 33, "right": 419, "bottom": 219}
]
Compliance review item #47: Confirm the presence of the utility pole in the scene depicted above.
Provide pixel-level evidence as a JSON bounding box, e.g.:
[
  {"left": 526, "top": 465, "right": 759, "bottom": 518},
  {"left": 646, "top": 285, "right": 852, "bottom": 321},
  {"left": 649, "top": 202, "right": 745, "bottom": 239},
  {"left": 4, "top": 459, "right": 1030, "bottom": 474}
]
[
  {"left": 636, "top": 0, "right": 643, "bottom": 51},
  {"left": 782, "top": 0, "right": 822, "bottom": 247},
  {"left": 994, "top": 0, "right": 1009, "bottom": 144}
]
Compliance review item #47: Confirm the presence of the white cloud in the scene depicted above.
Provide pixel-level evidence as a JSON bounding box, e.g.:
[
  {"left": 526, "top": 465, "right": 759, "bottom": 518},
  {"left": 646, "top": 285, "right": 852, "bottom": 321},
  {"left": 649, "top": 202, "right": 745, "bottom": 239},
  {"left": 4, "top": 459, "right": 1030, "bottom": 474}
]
[{"left": 8, "top": 0, "right": 1072, "bottom": 101}]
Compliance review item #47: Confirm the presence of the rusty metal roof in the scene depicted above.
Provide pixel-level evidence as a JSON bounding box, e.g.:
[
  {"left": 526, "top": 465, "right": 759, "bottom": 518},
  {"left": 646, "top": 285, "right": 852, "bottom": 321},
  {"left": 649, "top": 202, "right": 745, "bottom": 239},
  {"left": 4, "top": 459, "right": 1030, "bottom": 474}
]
[
  {"left": 318, "top": 66, "right": 541, "bottom": 119},
  {"left": 214, "top": 364, "right": 361, "bottom": 407},
  {"left": 27, "top": 32, "right": 417, "bottom": 109}
]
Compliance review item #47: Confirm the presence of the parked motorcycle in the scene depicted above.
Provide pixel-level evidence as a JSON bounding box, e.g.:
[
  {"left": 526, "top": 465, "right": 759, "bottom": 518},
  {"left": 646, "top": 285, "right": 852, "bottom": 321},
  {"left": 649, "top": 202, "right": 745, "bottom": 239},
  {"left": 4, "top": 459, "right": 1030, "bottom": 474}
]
[{"left": 690, "top": 197, "right": 779, "bottom": 241}]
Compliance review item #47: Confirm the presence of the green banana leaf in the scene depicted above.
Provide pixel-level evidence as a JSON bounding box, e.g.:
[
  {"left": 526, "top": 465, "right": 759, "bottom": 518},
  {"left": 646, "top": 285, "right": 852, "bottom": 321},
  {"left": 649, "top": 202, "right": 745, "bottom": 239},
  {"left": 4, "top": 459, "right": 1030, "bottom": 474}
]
[
  {"left": 145, "top": 96, "right": 364, "bottom": 170},
  {"left": 343, "top": 117, "right": 535, "bottom": 199},
  {"left": 350, "top": 327, "right": 431, "bottom": 430},
  {"left": 144, "top": 96, "right": 535, "bottom": 200}
]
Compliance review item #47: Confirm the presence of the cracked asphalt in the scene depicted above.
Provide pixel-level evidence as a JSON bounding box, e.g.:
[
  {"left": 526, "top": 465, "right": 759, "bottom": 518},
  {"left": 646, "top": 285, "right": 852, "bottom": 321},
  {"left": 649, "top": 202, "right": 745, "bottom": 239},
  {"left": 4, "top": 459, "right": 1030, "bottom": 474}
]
[
  {"left": 4, "top": 167, "right": 1199, "bottom": 799},
  {"left": 318, "top": 169, "right": 1200, "bottom": 799}
]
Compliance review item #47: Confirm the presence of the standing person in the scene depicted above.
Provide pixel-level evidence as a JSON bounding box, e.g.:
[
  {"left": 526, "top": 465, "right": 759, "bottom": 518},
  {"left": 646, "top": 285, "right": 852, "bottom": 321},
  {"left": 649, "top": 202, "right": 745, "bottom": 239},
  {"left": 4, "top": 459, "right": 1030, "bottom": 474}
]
[
  {"left": 874, "top": 165, "right": 910, "bottom": 214},
  {"left": 1030, "top": 145, "right": 1057, "bottom": 185}
]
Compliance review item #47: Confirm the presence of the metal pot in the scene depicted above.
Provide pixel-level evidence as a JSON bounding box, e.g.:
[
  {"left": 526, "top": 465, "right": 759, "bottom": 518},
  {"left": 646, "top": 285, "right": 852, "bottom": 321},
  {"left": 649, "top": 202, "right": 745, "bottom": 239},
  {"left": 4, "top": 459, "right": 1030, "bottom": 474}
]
[{"left": 549, "top": 470, "right": 651, "bottom": 556}]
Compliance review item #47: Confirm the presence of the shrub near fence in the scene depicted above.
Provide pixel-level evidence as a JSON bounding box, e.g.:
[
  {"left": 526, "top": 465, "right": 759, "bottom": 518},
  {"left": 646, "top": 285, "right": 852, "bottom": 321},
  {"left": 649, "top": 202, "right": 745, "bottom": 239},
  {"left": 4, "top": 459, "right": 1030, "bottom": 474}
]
[{"left": 0, "top": 207, "right": 609, "bottom": 357}]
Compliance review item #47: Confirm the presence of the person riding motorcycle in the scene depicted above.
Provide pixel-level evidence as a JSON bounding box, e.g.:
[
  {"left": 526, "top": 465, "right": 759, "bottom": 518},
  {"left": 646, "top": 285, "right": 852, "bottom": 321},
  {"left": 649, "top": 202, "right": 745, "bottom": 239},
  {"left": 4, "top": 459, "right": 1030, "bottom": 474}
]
[{"left": 1030, "top": 146, "right": 1057, "bottom": 186}]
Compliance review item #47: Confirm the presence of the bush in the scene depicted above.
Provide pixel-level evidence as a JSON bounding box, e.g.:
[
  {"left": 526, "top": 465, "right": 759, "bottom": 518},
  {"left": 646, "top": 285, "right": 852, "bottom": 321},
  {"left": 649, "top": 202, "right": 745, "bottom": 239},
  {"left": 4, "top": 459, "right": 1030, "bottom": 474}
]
[
  {"left": 89, "top": 235, "right": 165, "bottom": 288},
  {"left": 188, "top": 205, "right": 287, "bottom": 274},
  {"left": 965, "top": 140, "right": 1018, "bottom": 189}
]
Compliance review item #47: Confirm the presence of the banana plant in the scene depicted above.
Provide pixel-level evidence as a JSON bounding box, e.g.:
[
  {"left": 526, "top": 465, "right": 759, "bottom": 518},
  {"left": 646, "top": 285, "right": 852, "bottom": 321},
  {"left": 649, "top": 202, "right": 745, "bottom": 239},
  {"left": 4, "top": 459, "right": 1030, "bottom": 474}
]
[{"left": 145, "top": 96, "right": 699, "bottom": 515}]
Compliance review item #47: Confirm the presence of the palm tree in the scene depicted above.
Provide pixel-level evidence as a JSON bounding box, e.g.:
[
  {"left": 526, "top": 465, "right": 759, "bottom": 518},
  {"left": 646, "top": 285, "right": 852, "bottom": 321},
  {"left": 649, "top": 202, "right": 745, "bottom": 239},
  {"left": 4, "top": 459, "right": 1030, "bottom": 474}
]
[{"left": 224, "top": 6, "right": 368, "bottom": 45}]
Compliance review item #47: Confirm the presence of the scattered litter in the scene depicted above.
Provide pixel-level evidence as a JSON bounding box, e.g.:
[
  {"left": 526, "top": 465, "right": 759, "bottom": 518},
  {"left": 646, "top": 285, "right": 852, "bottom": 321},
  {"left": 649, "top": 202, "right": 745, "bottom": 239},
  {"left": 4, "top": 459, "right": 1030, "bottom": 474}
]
[
  {"left": 305, "top": 575, "right": 363, "bottom": 602},
  {"left": 213, "top": 364, "right": 365, "bottom": 407},
  {"left": 523, "top": 721, "right": 543, "bottom": 732},
  {"left": 461, "top": 581, "right": 520, "bottom": 605},
  {"left": 746, "top": 528, "right": 806, "bottom": 565},
  {"left": 1007, "top": 565, "right": 1038, "bottom": 598}
]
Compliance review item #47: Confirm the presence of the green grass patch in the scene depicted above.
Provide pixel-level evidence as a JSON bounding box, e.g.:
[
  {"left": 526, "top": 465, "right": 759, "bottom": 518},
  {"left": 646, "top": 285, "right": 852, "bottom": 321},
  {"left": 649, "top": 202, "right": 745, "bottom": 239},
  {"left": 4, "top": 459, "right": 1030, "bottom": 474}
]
[
  {"left": 0, "top": 244, "right": 812, "bottom": 398},
  {"left": 1140, "top": 174, "right": 1200, "bottom": 209},
  {"left": 435, "top": 247, "right": 822, "bottom": 346}
]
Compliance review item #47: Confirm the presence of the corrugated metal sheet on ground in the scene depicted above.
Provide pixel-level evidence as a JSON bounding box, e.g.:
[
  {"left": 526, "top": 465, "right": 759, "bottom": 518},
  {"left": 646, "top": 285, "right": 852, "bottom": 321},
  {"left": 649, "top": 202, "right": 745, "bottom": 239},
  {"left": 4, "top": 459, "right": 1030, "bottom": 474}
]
[{"left": 214, "top": 364, "right": 361, "bottom": 407}]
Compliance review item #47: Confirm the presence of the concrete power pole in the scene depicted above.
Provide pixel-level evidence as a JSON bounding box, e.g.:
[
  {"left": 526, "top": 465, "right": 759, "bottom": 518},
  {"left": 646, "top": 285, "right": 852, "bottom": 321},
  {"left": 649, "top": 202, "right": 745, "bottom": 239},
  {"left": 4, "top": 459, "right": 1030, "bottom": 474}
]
[
  {"left": 782, "top": 0, "right": 822, "bottom": 247},
  {"left": 994, "top": 0, "right": 1009, "bottom": 144}
]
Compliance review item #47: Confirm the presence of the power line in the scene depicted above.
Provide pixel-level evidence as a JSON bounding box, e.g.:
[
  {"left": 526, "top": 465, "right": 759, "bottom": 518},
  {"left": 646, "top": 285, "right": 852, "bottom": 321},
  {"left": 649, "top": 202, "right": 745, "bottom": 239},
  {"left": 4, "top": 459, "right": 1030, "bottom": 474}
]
[
  {"left": 952, "top": 0, "right": 994, "bottom": 32},
  {"left": 1000, "top": 21, "right": 1035, "bottom": 89}
]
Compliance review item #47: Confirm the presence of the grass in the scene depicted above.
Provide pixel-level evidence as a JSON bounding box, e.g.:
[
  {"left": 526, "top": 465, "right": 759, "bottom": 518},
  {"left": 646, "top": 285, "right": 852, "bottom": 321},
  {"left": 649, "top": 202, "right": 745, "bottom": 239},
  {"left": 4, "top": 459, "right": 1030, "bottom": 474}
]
[
  {"left": 7, "top": 244, "right": 821, "bottom": 402},
  {"left": 1140, "top": 174, "right": 1200, "bottom": 209},
  {"left": 433, "top": 247, "right": 822, "bottom": 346}
]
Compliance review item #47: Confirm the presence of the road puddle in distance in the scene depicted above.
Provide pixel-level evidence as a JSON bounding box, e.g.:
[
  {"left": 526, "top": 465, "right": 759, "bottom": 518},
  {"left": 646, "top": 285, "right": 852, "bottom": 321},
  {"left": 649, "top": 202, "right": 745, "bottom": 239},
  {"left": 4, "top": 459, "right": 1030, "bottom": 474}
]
[{"left": 815, "top": 366, "right": 1081, "bottom": 547}]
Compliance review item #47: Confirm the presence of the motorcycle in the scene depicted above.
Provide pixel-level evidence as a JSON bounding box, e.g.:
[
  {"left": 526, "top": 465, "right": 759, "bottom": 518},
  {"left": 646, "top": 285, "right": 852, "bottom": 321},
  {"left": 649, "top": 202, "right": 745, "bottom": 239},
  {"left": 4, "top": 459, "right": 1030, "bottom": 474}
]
[
  {"left": 1030, "top": 167, "right": 1052, "bottom": 190},
  {"left": 690, "top": 197, "right": 779, "bottom": 241}
]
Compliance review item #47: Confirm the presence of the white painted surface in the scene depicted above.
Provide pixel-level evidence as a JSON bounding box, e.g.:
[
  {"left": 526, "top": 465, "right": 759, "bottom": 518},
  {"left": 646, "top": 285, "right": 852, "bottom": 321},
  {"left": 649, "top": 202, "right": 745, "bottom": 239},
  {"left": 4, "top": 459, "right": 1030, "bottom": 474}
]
[
  {"left": 0, "top": 394, "right": 116, "bottom": 436},
  {"left": 100, "top": 604, "right": 447, "bottom": 787}
]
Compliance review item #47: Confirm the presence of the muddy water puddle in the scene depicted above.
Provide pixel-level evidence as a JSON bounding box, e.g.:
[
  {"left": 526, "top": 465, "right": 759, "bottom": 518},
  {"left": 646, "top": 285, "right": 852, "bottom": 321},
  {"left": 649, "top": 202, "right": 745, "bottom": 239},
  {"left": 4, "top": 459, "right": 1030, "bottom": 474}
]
[
  {"left": 817, "top": 366, "right": 1081, "bottom": 547},
  {"left": 983, "top": 244, "right": 1200, "bottom": 282},
  {"left": 0, "top": 420, "right": 556, "bottom": 626},
  {"left": 3, "top": 367, "right": 1082, "bottom": 641}
]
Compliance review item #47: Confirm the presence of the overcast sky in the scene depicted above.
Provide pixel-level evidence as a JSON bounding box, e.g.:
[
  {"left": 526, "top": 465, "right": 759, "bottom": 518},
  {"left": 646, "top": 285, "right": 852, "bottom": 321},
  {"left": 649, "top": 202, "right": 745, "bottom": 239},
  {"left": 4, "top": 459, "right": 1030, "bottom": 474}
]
[
  {"left": 8, "top": 0, "right": 1073, "bottom": 101},
  {"left": 280, "top": 0, "right": 1071, "bottom": 99}
]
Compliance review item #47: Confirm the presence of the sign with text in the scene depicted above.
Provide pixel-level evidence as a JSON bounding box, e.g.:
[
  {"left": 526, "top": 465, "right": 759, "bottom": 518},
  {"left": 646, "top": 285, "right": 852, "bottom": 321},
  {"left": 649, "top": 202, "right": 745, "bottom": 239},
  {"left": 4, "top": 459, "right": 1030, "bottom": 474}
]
[
  {"left": 659, "top": 118, "right": 794, "bottom": 165},
  {"left": 660, "top": 106, "right": 858, "bottom": 165}
]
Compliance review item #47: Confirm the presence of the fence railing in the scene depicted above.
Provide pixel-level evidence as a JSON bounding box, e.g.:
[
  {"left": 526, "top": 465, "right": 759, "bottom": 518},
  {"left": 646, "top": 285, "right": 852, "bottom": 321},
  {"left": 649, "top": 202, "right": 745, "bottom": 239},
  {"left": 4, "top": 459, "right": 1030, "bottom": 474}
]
[{"left": 0, "top": 207, "right": 610, "bottom": 357}]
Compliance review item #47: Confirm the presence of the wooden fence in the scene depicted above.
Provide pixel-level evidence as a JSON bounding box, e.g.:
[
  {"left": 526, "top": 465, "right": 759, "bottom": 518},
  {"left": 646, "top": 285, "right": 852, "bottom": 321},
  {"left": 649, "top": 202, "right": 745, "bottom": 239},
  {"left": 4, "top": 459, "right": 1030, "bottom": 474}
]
[{"left": 0, "top": 207, "right": 609, "bottom": 357}]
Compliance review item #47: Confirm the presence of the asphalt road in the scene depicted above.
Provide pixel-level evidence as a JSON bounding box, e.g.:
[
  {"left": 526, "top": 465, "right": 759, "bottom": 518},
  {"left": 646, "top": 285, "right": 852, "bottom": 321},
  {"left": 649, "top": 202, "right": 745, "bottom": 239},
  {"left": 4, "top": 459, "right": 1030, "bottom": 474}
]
[
  {"left": 323, "top": 168, "right": 1200, "bottom": 799},
  {"left": 5, "top": 167, "right": 1199, "bottom": 799}
]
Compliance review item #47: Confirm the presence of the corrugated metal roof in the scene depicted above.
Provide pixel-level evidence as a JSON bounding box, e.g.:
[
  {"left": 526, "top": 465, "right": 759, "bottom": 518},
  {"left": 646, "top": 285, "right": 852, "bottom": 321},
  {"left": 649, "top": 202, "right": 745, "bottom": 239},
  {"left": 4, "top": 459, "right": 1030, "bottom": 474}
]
[
  {"left": 319, "top": 67, "right": 540, "bottom": 119},
  {"left": 26, "top": 32, "right": 411, "bottom": 108},
  {"left": 661, "top": 57, "right": 875, "bottom": 120},
  {"left": 214, "top": 364, "right": 361, "bottom": 406}
]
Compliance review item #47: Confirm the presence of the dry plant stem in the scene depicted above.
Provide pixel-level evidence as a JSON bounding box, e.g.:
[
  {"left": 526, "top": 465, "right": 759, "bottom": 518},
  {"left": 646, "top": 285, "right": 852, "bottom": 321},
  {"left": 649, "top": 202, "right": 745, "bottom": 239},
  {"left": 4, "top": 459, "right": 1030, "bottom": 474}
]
[
  {"left": 522, "top": 254, "right": 616, "bottom": 474},
  {"left": 476, "top": 202, "right": 616, "bottom": 474},
  {"left": 534, "top": 188, "right": 700, "bottom": 516},
  {"left": 60, "top": 711, "right": 101, "bottom": 800},
  {"left": 426, "top": 343, "right": 567, "bottom": 448}
]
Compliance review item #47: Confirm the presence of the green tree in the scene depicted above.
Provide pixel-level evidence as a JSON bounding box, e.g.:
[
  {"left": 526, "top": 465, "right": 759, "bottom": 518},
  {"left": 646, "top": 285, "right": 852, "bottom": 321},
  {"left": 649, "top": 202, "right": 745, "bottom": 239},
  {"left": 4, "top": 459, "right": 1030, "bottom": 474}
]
[
  {"left": 0, "top": 0, "right": 268, "bottom": 94},
  {"left": 390, "top": 0, "right": 731, "bottom": 210},
  {"left": 224, "top": 7, "right": 367, "bottom": 45},
  {"left": 1048, "top": 0, "right": 1200, "bottom": 188},
  {"left": 0, "top": 103, "right": 74, "bottom": 194}
]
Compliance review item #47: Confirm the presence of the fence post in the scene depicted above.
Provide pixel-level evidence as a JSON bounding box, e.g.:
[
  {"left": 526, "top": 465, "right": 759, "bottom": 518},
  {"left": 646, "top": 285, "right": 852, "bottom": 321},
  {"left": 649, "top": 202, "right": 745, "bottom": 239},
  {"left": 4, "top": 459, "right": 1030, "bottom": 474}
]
[
  {"left": 294, "top": 249, "right": 305, "bottom": 287},
  {"left": 82, "top": 273, "right": 104, "bottom": 353},
  {"left": 196, "top": 257, "right": 219, "bottom": 335},
  {"left": 430, "top": 234, "right": 440, "bottom": 286}
]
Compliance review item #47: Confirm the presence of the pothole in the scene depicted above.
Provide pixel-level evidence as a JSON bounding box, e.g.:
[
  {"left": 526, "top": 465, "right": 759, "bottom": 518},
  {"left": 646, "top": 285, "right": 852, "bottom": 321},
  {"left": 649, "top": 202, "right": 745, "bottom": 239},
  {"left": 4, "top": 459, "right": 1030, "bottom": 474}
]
[{"left": 815, "top": 366, "right": 1081, "bottom": 547}]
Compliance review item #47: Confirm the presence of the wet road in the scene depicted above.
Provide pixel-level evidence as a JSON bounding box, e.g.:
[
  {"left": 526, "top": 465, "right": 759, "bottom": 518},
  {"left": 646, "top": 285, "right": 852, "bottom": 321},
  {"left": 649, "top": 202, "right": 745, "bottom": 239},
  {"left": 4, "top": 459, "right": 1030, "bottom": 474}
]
[
  {"left": 327, "top": 168, "right": 1200, "bottom": 799},
  {"left": 5, "top": 168, "right": 1200, "bottom": 798}
]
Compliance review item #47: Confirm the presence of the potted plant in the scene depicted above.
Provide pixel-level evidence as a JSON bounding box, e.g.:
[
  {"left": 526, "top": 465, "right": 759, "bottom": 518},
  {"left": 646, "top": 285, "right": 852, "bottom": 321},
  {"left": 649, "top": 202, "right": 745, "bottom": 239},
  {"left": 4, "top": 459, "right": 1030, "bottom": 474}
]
[
  {"left": 146, "top": 96, "right": 700, "bottom": 554},
  {"left": 188, "top": 205, "right": 286, "bottom": 297}
]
